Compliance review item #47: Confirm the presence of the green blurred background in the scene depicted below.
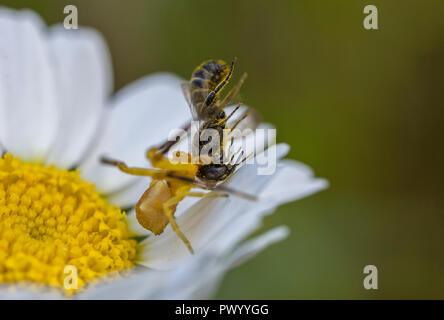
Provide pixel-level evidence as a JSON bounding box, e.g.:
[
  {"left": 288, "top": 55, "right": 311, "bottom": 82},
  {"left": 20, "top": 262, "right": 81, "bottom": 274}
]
[{"left": 6, "top": 0, "right": 444, "bottom": 299}]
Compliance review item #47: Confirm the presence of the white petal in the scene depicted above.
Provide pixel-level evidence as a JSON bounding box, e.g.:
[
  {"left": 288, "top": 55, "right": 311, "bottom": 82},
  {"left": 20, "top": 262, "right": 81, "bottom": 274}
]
[
  {"left": 0, "top": 110, "right": 5, "bottom": 155},
  {"left": 260, "top": 159, "right": 329, "bottom": 204},
  {"left": 216, "top": 159, "right": 327, "bottom": 250},
  {"left": 212, "top": 159, "right": 327, "bottom": 253},
  {"left": 207, "top": 204, "right": 271, "bottom": 254},
  {"left": 81, "top": 253, "right": 222, "bottom": 300},
  {"left": 150, "top": 252, "right": 224, "bottom": 299},
  {"left": 89, "top": 229, "right": 290, "bottom": 299},
  {"left": 125, "top": 209, "right": 152, "bottom": 237},
  {"left": 108, "top": 178, "right": 151, "bottom": 209},
  {"left": 44, "top": 26, "right": 112, "bottom": 168},
  {"left": 82, "top": 228, "right": 289, "bottom": 299},
  {"left": 0, "top": 286, "right": 63, "bottom": 299},
  {"left": 138, "top": 144, "right": 289, "bottom": 270},
  {"left": 79, "top": 269, "right": 163, "bottom": 300},
  {"left": 0, "top": 9, "right": 58, "bottom": 161},
  {"left": 229, "top": 122, "right": 275, "bottom": 165},
  {"left": 0, "top": 67, "right": 6, "bottom": 151},
  {"left": 226, "top": 226, "right": 290, "bottom": 269},
  {"left": 78, "top": 73, "right": 190, "bottom": 193}
]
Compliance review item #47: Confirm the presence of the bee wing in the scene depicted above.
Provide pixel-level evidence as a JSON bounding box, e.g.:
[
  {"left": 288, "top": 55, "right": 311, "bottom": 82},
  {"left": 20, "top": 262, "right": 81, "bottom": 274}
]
[{"left": 181, "top": 82, "right": 200, "bottom": 121}]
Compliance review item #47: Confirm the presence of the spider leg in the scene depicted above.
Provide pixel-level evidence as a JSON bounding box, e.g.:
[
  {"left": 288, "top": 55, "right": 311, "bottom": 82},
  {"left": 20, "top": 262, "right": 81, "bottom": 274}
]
[
  {"left": 162, "top": 196, "right": 194, "bottom": 254},
  {"left": 100, "top": 157, "right": 168, "bottom": 178},
  {"left": 101, "top": 157, "right": 257, "bottom": 200}
]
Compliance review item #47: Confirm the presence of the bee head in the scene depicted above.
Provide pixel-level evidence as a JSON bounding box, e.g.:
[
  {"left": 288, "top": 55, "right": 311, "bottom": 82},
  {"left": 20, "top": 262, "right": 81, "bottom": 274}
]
[
  {"left": 217, "top": 110, "right": 226, "bottom": 119},
  {"left": 197, "top": 164, "right": 235, "bottom": 182}
]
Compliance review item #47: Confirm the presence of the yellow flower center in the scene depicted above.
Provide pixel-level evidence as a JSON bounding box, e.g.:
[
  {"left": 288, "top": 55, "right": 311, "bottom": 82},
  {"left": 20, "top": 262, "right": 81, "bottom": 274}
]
[{"left": 0, "top": 154, "right": 138, "bottom": 293}]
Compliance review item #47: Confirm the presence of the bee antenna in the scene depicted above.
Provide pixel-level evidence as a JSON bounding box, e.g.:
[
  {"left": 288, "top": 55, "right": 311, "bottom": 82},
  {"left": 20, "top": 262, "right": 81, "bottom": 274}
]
[{"left": 213, "top": 184, "right": 257, "bottom": 201}]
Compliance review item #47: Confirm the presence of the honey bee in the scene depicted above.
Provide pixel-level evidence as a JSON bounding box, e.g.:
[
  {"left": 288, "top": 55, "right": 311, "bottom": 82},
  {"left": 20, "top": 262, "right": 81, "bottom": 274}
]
[
  {"left": 101, "top": 58, "right": 259, "bottom": 253},
  {"left": 182, "top": 58, "right": 259, "bottom": 171}
]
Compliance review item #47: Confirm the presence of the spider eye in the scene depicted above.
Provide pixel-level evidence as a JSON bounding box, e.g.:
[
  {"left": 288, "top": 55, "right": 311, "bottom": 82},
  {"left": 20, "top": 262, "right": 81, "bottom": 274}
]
[{"left": 218, "top": 111, "right": 226, "bottom": 119}]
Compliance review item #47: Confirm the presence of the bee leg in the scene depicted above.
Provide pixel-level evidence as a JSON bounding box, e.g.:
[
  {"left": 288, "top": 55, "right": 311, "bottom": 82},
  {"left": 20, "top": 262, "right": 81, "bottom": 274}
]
[
  {"left": 219, "top": 72, "right": 248, "bottom": 109},
  {"left": 185, "top": 191, "right": 229, "bottom": 198},
  {"left": 203, "top": 57, "right": 237, "bottom": 107},
  {"left": 162, "top": 198, "right": 194, "bottom": 254}
]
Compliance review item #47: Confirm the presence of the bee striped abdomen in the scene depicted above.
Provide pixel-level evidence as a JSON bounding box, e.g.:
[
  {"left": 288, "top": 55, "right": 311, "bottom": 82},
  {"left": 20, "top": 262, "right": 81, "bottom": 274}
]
[{"left": 190, "top": 60, "right": 230, "bottom": 107}]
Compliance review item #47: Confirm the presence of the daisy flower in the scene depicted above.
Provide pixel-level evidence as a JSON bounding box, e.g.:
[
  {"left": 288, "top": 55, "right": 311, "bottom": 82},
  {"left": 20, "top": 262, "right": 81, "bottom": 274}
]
[{"left": 0, "top": 7, "right": 327, "bottom": 299}]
